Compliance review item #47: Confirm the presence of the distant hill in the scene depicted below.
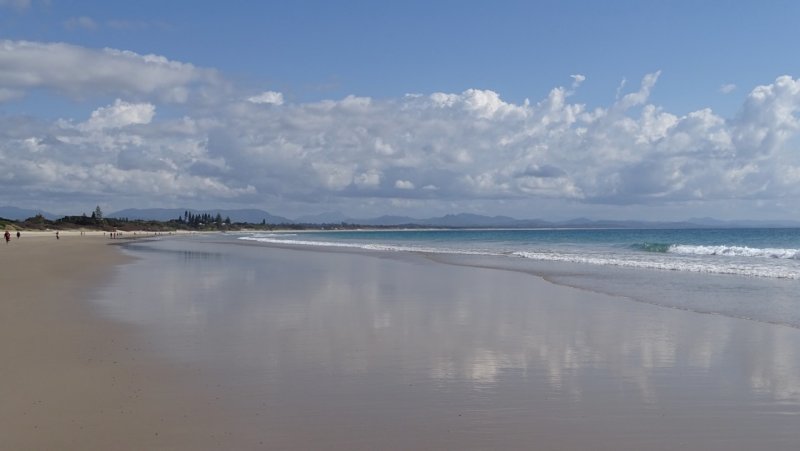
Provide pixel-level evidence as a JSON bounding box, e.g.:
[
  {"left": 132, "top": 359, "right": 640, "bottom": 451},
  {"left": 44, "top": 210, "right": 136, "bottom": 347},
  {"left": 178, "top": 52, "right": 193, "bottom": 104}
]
[
  {"left": 0, "top": 206, "right": 58, "bottom": 221},
  {"left": 355, "top": 215, "right": 420, "bottom": 226},
  {"left": 336, "top": 214, "right": 800, "bottom": 229},
  {"left": 294, "top": 211, "right": 351, "bottom": 224},
  {"left": 420, "top": 213, "right": 537, "bottom": 228},
  {"left": 309, "top": 213, "right": 543, "bottom": 227},
  {"left": 109, "top": 208, "right": 293, "bottom": 224},
  {"left": 4, "top": 204, "right": 800, "bottom": 229},
  {"left": 687, "top": 217, "right": 800, "bottom": 228}
]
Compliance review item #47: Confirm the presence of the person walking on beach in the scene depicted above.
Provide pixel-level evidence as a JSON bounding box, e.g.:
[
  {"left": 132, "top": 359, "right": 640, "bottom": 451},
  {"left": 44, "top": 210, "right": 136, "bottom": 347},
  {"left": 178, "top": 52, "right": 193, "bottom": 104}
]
[
  {"left": 16, "top": 231, "right": 20, "bottom": 239},
  {"left": 4, "top": 230, "right": 10, "bottom": 243},
  {"left": 56, "top": 231, "right": 59, "bottom": 240}
]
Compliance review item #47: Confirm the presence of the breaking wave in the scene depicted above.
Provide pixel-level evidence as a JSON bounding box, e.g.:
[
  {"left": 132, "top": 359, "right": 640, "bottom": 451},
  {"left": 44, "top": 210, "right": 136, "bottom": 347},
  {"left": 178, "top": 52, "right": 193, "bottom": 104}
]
[
  {"left": 635, "top": 243, "right": 800, "bottom": 260},
  {"left": 513, "top": 251, "right": 800, "bottom": 279},
  {"left": 239, "top": 234, "right": 800, "bottom": 280}
]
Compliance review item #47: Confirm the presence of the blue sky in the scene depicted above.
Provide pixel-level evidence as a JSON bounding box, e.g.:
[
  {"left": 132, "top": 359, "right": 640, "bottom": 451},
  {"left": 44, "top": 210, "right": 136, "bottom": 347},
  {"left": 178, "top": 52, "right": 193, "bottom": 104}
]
[{"left": 1, "top": 0, "right": 800, "bottom": 220}]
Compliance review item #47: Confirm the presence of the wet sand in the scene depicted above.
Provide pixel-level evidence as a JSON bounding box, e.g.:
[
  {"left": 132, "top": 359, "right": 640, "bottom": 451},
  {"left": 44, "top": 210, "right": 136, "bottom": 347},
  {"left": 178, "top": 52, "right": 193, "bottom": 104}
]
[{"left": 3, "top": 234, "right": 800, "bottom": 449}]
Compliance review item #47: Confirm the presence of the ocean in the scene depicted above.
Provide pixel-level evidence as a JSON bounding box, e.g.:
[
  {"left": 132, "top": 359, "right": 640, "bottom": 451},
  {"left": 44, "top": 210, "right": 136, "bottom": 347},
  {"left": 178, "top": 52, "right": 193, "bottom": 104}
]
[{"left": 238, "top": 228, "right": 800, "bottom": 328}]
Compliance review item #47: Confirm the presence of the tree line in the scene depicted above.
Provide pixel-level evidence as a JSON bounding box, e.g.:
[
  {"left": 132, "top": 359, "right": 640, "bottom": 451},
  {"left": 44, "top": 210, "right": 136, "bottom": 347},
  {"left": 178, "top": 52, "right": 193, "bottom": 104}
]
[
  {"left": 1, "top": 205, "right": 439, "bottom": 232},
  {"left": 174, "top": 211, "right": 232, "bottom": 227}
]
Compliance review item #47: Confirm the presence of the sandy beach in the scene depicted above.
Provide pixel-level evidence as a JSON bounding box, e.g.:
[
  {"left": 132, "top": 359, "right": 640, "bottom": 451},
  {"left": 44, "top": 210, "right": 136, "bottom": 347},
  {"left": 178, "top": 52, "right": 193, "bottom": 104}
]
[
  {"left": 0, "top": 233, "right": 241, "bottom": 450},
  {"left": 3, "top": 233, "right": 800, "bottom": 450}
]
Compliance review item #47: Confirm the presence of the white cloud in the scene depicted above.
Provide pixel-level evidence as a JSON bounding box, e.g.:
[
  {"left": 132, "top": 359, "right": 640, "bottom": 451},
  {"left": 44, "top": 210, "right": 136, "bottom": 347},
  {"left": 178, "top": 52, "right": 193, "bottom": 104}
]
[
  {"left": 395, "top": 180, "right": 415, "bottom": 190},
  {"left": 79, "top": 99, "right": 156, "bottom": 131},
  {"left": 0, "top": 40, "right": 222, "bottom": 103},
  {"left": 2, "top": 44, "right": 800, "bottom": 218},
  {"left": 615, "top": 71, "right": 661, "bottom": 110},
  {"left": 427, "top": 89, "right": 526, "bottom": 119},
  {"left": 355, "top": 170, "right": 381, "bottom": 188},
  {"left": 733, "top": 75, "right": 800, "bottom": 157},
  {"left": 127, "top": 73, "right": 800, "bottom": 208},
  {"left": 311, "top": 162, "right": 355, "bottom": 190},
  {"left": 248, "top": 91, "right": 284, "bottom": 105},
  {"left": 615, "top": 77, "right": 627, "bottom": 100},
  {"left": 720, "top": 83, "right": 736, "bottom": 94}
]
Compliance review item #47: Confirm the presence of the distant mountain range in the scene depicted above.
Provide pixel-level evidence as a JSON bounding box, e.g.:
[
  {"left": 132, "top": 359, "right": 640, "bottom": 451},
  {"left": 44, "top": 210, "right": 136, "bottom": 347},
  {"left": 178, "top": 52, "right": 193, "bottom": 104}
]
[
  {"left": 0, "top": 206, "right": 58, "bottom": 221},
  {"left": 3, "top": 205, "right": 800, "bottom": 229}
]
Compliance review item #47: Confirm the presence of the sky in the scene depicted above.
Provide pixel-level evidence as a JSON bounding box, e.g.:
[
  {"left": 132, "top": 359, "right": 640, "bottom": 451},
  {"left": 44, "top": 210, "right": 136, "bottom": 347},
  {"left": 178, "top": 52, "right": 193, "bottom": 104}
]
[{"left": 1, "top": 0, "right": 800, "bottom": 220}]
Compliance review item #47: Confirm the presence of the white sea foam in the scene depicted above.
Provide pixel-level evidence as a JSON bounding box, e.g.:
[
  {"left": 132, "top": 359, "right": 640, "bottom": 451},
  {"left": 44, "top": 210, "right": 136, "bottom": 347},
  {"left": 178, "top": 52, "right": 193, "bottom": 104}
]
[
  {"left": 513, "top": 251, "right": 800, "bottom": 279},
  {"left": 668, "top": 244, "right": 800, "bottom": 259},
  {"left": 240, "top": 235, "right": 364, "bottom": 249},
  {"left": 238, "top": 235, "right": 495, "bottom": 256},
  {"left": 245, "top": 233, "right": 298, "bottom": 238}
]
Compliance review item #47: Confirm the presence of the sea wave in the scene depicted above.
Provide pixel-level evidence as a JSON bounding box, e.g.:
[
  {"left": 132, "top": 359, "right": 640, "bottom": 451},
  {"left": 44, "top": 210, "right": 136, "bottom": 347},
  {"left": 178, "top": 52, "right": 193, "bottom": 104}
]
[
  {"left": 239, "top": 235, "right": 800, "bottom": 280},
  {"left": 631, "top": 242, "right": 672, "bottom": 253},
  {"left": 513, "top": 251, "right": 800, "bottom": 279},
  {"left": 634, "top": 242, "right": 800, "bottom": 259},
  {"left": 668, "top": 244, "right": 800, "bottom": 259}
]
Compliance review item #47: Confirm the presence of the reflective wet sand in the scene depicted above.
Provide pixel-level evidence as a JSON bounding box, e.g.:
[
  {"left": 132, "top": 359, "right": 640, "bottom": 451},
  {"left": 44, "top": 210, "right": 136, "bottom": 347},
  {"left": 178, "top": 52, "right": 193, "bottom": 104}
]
[{"left": 85, "top": 236, "right": 800, "bottom": 450}]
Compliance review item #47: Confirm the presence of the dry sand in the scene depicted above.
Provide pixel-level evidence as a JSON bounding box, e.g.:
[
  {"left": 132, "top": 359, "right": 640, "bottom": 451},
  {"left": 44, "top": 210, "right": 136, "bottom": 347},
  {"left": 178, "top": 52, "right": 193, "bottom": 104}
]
[{"left": 0, "top": 232, "right": 244, "bottom": 450}]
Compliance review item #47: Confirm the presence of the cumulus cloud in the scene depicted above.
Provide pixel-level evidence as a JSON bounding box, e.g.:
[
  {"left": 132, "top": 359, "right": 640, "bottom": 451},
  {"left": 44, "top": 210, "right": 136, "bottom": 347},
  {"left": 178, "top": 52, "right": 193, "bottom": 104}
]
[
  {"left": 616, "top": 71, "right": 661, "bottom": 110},
  {"left": 201, "top": 72, "right": 800, "bottom": 209},
  {"left": 428, "top": 89, "right": 526, "bottom": 119},
  {"left": 79, "top": 99, "right": 156, "bottom": 131},
  {"left": 2, "top": 42, "right": 800, "bottom": 217},
  {"left": 355, "top": 170, "right": 381, "bottom": 188},
  {"left": 247, "top": 91, "right": 284, "bottom": 105},
  {"left": 0, "top": 40, "right": 222, "bottom": 103},
  {"left": 720, "top": 83, "right": 736, "bottom": 94},
  {"left": 395, "top": 180, "right": 415, "bottom": 190}
]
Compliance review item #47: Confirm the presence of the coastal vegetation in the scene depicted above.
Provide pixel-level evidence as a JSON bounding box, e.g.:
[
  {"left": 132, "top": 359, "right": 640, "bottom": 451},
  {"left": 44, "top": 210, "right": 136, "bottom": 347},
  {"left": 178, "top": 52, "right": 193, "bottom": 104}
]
[{"left": 0, "top": 207, "right": 429, "bottom": 232}]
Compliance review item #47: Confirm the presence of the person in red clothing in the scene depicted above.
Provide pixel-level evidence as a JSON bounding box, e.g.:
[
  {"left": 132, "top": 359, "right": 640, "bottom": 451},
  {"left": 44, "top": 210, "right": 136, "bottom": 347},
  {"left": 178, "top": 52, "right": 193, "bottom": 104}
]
[{"left": 4, "top": 230, "right": 10, "bottom": 243}]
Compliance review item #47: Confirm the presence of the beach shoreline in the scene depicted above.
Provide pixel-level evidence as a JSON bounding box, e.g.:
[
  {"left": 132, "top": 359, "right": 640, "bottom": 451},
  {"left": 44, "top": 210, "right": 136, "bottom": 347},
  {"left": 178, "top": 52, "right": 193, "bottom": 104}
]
[{"left": 4, "top": 233, "right": 800, "bottom": 450}]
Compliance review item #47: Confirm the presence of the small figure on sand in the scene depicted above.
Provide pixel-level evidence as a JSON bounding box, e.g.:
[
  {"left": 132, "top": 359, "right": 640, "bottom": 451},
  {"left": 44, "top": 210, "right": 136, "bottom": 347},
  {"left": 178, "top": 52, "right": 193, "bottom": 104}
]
[
  {"left": 16, "top": 231, "right": 20, "bottom": 239},
  {"left": 56, "top": 231, "right": 60, "bottom": 240},
  {"left": 4, "top": 230, "right": 10, "bottom": 243}
]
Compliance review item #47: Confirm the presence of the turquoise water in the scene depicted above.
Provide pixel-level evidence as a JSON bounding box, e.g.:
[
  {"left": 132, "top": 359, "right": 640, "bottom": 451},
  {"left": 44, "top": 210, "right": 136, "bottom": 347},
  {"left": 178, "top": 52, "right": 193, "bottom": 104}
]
[
  {"left": 240, "top": 228, "right": 800, "bottom": 279},
  {"left": 238, "top": 228, "right": 800, "bottom": 327}
]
